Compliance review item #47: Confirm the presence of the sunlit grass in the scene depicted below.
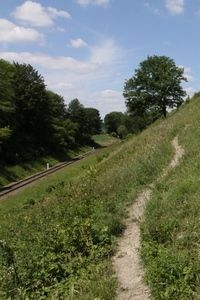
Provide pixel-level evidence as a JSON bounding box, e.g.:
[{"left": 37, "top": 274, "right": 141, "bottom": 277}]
[
  {"left": 92, "top": 133, "right": 119, "bottom": 147},
  {"left": 1, "top": 97, "right": 200, "bottom": 299},
  {"left": 0, "top": 116, "right": 174, "bottom": 299},
  {"left": 141, "top": 97, "right": 200, "bottom": 299}
]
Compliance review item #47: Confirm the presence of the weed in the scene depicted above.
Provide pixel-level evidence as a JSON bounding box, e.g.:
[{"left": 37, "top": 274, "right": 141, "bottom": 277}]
[{"left": 2, "top": 97, "right": 200, "bottom": 298}]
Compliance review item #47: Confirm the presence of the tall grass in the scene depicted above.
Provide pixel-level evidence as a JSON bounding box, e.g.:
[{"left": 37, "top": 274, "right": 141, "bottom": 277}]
[
  {"left": 0, "top": 116, "right": 174, "bottom": 299},
  {"left": 141, "top": 97, "right": 200, "bottom": 299},
  {"left": 2, "top": 97, "right": 200, "bottom": 299},
  {"left": 0, "top": 145, "right": 93, "bottom": 186}
]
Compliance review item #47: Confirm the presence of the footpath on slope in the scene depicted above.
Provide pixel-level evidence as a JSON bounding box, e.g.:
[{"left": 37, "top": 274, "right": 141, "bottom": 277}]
[{"left": 113, "top": 136, "right": 185, "bottom": 300}]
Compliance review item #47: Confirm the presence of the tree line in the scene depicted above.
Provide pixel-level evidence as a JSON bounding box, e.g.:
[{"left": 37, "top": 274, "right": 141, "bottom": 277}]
[
  {"left": 0, "top": 59, "right": 102, "bottom": 164},
  {"left": 104, "top": 55, "right": 187, "bottom": 138},
  {"left": 0, "top": 55, "right": 187, "bottom": 164}
]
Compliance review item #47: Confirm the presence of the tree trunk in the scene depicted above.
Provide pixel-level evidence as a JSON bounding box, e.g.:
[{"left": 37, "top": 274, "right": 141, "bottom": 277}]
[{"left": 162, "top": 106, "right": 167, "bottom": 118}]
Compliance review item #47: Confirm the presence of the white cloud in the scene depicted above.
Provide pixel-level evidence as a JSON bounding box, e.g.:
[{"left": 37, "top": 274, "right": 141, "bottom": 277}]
[
  {"left": 46, "top": 7, "right": 70, "bottom": 19},
  {"left": 0, "top": 38, "right": 124, "bottom": 117},
  {"left": 70, "top": 38, "right": 88, "bottom": 48},
  {"left": 76, "top": 0, "right": 110, "bottom": 7},
  {"left": 0, "top": 39, "right": 121, "bottom": 73},
  {"left": 185, "top": 87, "right": 195, "bottom": 97},
  {"left": 13, "top": 1, "right": 71, "bottom": 27},
  {"left": 57, "top": 27, "right": 66, "bottom": 32},
  {"left": 90, "top": 39, "right": 121, "bottom": 65},
  {"left": 184, "top": 67, "right": 193, "bottom": 81},
  {"left": 0, "top": 51, "right": 98, "bottom": 73},
  {"left": 0, "top": 19, "right": 43, "bottom": 43},
  {"left": 91, "top": 89, "right": 126, "bottom": 117},
  {"left": 48, "top": 82, "right": 125, "bottom": 117},
  {"left": 165, "top": 0, "right": 185, "bottom": 15},
  {"left": 179, "top": 66, "right": 194, "bottom": 81}
]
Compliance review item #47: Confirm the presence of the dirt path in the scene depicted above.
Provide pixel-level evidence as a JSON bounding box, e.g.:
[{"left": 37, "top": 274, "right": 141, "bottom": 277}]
[{"left": 113, "top": 136, "right": 184, "bottom": 300}]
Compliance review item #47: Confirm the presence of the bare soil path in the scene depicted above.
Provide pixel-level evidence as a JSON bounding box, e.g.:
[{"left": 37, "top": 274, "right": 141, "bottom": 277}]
[{"left": 113, "top": 136, "right": 184, "bottom": 300}]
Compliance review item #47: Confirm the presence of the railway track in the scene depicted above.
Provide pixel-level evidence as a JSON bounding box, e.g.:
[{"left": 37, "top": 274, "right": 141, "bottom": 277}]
[{"left": 0, "top": 149, "right": 95, "bottom": 198}]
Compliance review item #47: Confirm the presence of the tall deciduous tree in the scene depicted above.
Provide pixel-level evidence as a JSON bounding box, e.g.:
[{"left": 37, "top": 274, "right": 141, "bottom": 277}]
[
  {"left": 84, "top": 107, "right": 102, "bottom": 135},
  {"left": 0, "top": 59, "right": 106, "bottom": 163},
  {"left": 123, "top": 55, "right": 187, "bottom": 118},
  {"left": 13, "top": 63, "right": 50, "bottom": 155},
  {"left": 104, "top": 111, "right": 124, "bottom": 134},
  {"left": 0, "top": 60, "right": 14, "bottom": 126},
  {"left": 0, "top": 60, "right": 15, "bottom": 160},
  {"left": 46, "top": 91, "right": 77, "bottom": 149},
  {"left": 67, "top": 99, "right": 87, "bottom": 143}
]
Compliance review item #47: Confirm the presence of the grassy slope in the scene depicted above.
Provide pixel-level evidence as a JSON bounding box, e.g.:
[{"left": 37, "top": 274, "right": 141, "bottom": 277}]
[
  {"left": 0, "top": 134, "right": 117, "bottom": 186},
  {"left": 0, "top": 146, "right": 91, "bottom": 186},
  {"left": 92, "top": 133, "right": 119, "bottom": 147},
  {"left": 141, "top": 97, "right": 200, "bottom": 299},
  {"left": 0, "top": 122, "right": 173, "bottom": 299},
  {"left": 0, "top": 98, "right": 200, "bottom": 299}
]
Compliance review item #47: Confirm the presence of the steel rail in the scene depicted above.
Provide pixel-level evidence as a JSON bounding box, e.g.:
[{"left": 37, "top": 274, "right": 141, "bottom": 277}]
[{"left": 0, "top": 149, "right": 95, "bottom": 198}]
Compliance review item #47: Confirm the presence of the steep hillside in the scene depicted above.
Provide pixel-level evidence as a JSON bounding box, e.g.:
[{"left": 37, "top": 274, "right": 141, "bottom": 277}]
[
  {"left": 0, "top": 95, "right": 200, "bottom": 299},
  {"left": 141, "top": 96, "right": 200, "bottom": 299}
]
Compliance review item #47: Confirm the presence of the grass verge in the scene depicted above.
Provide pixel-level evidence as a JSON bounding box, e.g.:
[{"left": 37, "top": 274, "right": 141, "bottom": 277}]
[
  {"left": 0, "top": 118, "right": 174, "bottom": 299},
  {"left": 3, "top": 98, "right": 200, "bottom": 299},
  {"left": 0, "top": 146, "right": 92, "bottom": 187}
]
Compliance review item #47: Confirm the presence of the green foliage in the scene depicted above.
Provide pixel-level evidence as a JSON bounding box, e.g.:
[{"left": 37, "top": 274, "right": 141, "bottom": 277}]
[
  {"left": 67, "top": 99, "right": 88, "bottom": 144},
  {"left": 0, "top": 60, "right": 15, "bottom": 161},
  {"left": 124, "top": 55, "right": 187, "bottom": 119},
  {"left": 117, "top": 124, "right": 128, "bottom": 139},
  {"left": 0, "top": 118, "right": 173, "bottom": 299},
  {"left": 13, "top": 62, "right": 50, "bottom": 147},
  {"left": 92, "top": 134, "right": 119, "bottom": 147},
  {"left": 2, "top": 85, "right": 200, "bottom": 298},
  {"left": 192, "top": 91, "right": 200, "bottom": 99},
  {"left": 104, "top": 111, "right": 146, "bottom": 137},
  {"left": 141, "top": 242, "right": 195, "bottom": 300},
  {"left": 0, "top": 59, "right": 102, "bottom": 165},
  {"left": 0, "top": 59, "right": 14, "bottom": 126},
  {"left": 84, "top": 107, "right": 102, "bottom": 135},
  {"left": 0, "top": 127, "right": 12, "bottom": 140},
  {"left": 104, "top": 111, "right": 124, "bottom": 134},
  {"left": 141, "top": 94, "right": 200, "bottom": 299}
]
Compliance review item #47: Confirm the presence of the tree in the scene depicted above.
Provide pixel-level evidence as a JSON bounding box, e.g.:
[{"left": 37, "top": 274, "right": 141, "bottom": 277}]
[
  {"left": 123, "top": 113, "right": 145, "bottom": 134},
  {"left": 0, "top": 60, "right": 14, "bottom": 127},
  {"left": 46, "top": 91, "right": 79, "bottom": 150},
  {"left": 117, "top": 125, "right": 128, "bottom": 139},
  {"left": 123, "top": 55, "right": 187, "bottom": 119},
  {"left": 46, "top": 90, "right": 67, "bottom": 149},
  {"left": 84, "top": 107, "right": 102, "bottom": 135},
  {"left": 46, "top": 90, "right": 66, "bottom": 121},
  {"left": 67, "top": 99, "right": 88, "bottom": 144},
  {"left": 12, "top": 63, "right": 51, "bottom": 158},
  {"left": 104, "top": 111, "right": 124, "bottom": 134},
  {"left": 0, "top": 60, "right": 15, "bottom": 161}
]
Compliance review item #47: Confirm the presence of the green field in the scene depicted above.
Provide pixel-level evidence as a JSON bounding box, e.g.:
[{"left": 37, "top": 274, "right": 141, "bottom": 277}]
[{"left": 1, "top": 97, "right": 200, "bottom": 299}]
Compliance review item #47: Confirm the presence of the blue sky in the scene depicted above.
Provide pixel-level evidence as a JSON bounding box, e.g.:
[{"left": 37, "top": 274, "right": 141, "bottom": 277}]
[{"left": 0, "top": 0, "right": 199, "bottom": 117}]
